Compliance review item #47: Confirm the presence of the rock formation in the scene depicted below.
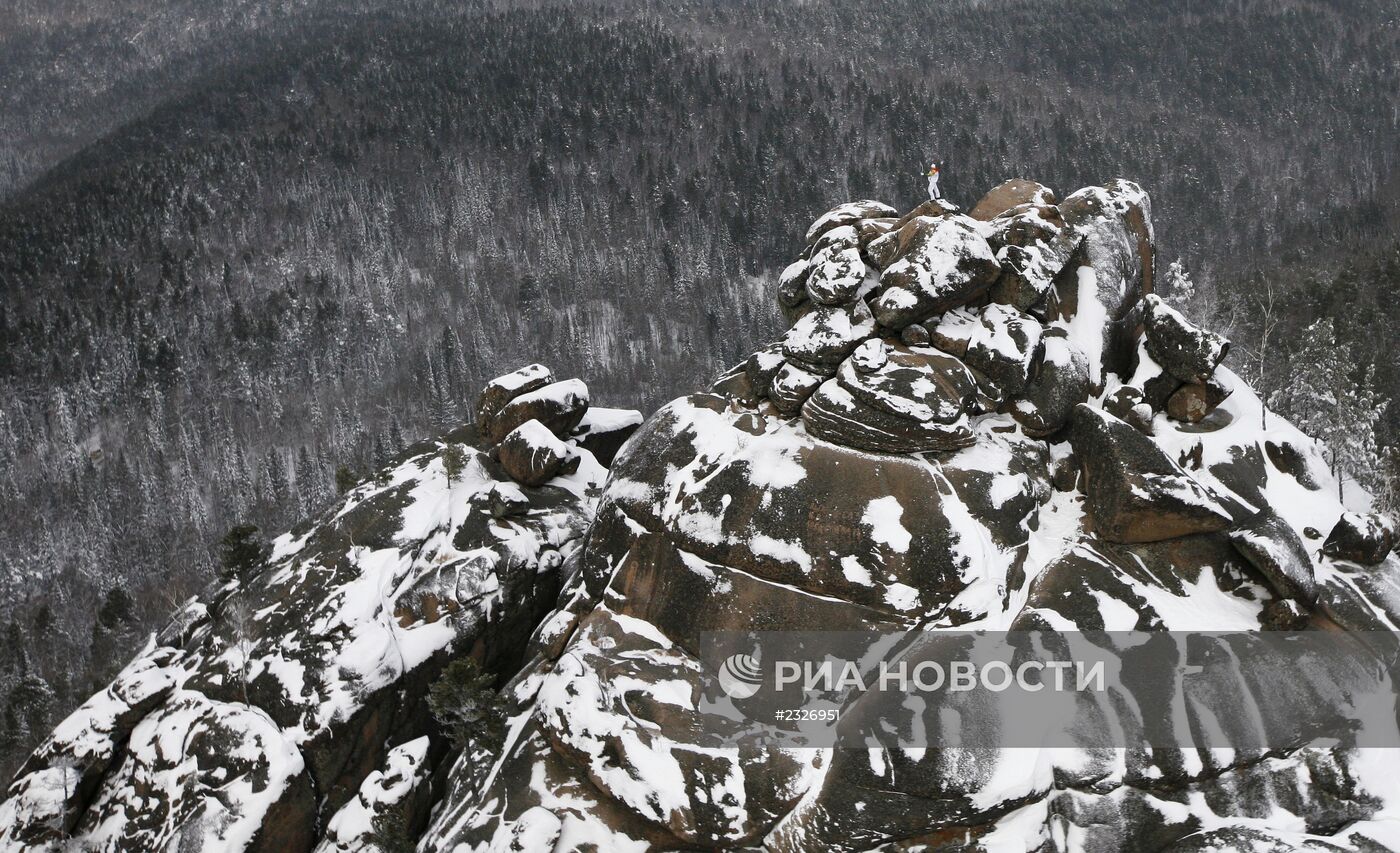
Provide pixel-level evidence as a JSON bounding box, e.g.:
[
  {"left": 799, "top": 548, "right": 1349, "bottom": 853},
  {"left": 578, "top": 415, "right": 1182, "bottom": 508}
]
[
  {"left": 424, "top": 180, "right": 1400, "bottom": 851},
  {"left": 0, "top": 373, "right": 639, "bottom": 851},
  {"left": 3, "top": 178, "right": 1399, "bottom": 852}
]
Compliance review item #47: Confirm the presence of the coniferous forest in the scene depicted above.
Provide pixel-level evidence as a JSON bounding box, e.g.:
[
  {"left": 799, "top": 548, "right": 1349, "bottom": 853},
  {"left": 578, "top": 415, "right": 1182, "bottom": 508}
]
[{"left": 1, "top": 0, "right": 1398, "bottom": 779}]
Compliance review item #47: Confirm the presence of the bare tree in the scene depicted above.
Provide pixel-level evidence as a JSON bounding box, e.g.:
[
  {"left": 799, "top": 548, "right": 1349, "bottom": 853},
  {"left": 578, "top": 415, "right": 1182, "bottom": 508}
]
[
  {"left": 53, "top": 754, "right": 79, "bottom": 838},
  {"left": 225, "top": 596, "right": 255, "bottom": 708},
  {"left": 1252, "top": 278, "right": 1281, "bottom": 429}
]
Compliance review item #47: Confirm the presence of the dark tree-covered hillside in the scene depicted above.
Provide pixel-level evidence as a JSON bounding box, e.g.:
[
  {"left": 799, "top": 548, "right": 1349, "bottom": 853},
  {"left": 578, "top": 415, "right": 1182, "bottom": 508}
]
[{"left": 0, "top": 0, "right": 1396, "bottom": 779}]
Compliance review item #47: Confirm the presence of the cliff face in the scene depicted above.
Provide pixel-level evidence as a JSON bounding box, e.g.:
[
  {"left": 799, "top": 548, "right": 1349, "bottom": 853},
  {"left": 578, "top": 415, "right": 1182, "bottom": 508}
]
[{"left": 5, "top": 178, "right": 1400, "bottom": 852}]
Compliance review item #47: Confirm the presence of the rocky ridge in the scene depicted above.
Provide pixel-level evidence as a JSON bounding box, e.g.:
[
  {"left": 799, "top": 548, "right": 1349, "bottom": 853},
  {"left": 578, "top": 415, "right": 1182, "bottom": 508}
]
[
  {"left": 3, "top": 179, "right": 1400, "bottom": 851},
  {"left": 0, "top": 371, "right": 640, "bottom": 851}
]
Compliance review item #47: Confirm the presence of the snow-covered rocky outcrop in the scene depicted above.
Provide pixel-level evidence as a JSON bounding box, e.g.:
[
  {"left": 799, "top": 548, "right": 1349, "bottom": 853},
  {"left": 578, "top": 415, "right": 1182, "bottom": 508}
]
[
  {"left": 4, "top": 178, "right": 1399, "bottom": 852},
  {"left": 0, "top": 369, "right": 639, "bottom": 851},
  {"left": 427, "top": 180, "right": 1400, "bottom": 851}
]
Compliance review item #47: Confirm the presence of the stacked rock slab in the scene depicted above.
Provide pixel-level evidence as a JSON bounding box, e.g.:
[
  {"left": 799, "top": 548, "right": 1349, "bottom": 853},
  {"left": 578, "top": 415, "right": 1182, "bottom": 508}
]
[
  {"left": 478, "top": 364, "right": 642, "bottom": 487},
  {"left": 722, "top": 179, "right": 1156, "bottom": 452},
  {"left": 422, "top": 180, "right": 1400, "bottom": 852},
  {"left": 1109, "top": 293, "right": 1234, "bottom": 427}
]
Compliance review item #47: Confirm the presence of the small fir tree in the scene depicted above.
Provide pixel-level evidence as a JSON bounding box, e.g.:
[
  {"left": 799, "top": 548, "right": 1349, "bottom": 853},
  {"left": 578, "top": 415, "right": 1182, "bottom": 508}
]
[
  {"left": 335, "top": 464, "right": 360, "bottom": 495},
  {"left": 6, "top": 652, "right": 55, "bottom": 743},
  {"left": 88, "top": 587, "right": 140, "bottom": 688},
  {"left": 442, "top": 444, "right": 466, "bottom": 486},
  {"left": 1162, "top": 258, "right": 1196, "bottom": 308},
  {"left": 367, "top": 802, "right": 418, "bottom": 853},
  {"left": 427, "top": 658, "right": 507, "bottom": 753},
  {"left": 218, "top": 524, "right": 268, "bottom": 580}
]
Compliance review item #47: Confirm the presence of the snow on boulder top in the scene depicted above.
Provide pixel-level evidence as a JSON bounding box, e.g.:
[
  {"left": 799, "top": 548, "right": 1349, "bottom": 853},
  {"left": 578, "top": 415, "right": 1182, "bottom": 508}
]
[
  {"left": 1142, "top": 292, "right": 1231, "bottom": 384},
  {"left": 871, "top": 214, "right": 1001, "bottom": 328},
  {"left": 803, "top": 199, "right": 899, "bottom": 244},
  {"left": 317, "top": 737, "right": 431, "bottom": 853},
  {"left": 508, "top": 417, "right": 568, "bottom": 453},
  {"left": 967, "top": 178, "right": 1058, "bottom": 221},
  {"left": 498, "top": 418, "right": 573, "bottom": 487},
  {"left": 482, "top": 376, "right": 590, "bottom": 444},
  {"left": 476, "top": 362, "right": 553, "bottom": 433}
]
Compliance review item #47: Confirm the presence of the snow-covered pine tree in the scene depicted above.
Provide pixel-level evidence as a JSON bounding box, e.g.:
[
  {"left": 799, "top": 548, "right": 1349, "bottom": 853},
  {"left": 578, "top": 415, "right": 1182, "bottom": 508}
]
[
  {"left": 1162, "top": 258, "right": 1196, "bottom": 308},
  {"left": 1334, "top": 363, "right": 1387, "bottom": 502},
  {"left": 442, "top": 444, "right": 466, "bottom": 486},
  {"left": 1370, "top": 447, "right": 1400, "bottom": 516},
  {"left": 424, "top": 353, "right": 458, "bottom": 431},
  {"left": 1272, "top": 318, "right": 1387, "bottom": 500},
  {"left": 2, "top": 652, "right": 53, "bottom": 751},
  {"left": 87, "top": 587, "right": 138, "bottom": 690},
  {"left": 294, "top": 446, "right": 320, "bottom": 514}
]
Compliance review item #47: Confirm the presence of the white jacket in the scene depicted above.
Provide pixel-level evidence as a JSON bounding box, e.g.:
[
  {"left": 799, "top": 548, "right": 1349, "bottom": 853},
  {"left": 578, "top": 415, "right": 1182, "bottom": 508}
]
[{"left": 927, "top": 172, "right": 941, "bottom": 200}]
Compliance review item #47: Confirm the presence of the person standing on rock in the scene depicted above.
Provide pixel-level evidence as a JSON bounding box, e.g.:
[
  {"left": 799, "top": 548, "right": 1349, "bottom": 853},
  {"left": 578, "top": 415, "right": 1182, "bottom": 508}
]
[{"left": 926, "top": 161, "right": 942, "bottom": 200}]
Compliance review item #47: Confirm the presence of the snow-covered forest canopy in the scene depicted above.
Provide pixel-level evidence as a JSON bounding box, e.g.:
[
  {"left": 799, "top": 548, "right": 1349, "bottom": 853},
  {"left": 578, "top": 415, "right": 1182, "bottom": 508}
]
[{"left": 0, "top": 0, "right": 1397, "bottom": 780}]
